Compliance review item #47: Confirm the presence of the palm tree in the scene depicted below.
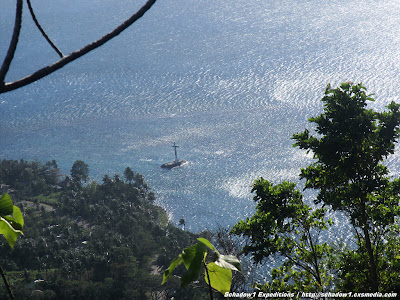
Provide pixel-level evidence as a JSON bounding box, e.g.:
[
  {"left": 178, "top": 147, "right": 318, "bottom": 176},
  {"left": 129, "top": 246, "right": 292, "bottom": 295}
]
[
  {"left": 124, "top": 167, "right": 135, "bottom": 184},
  {"left": 178, "top": 219, "right": 185, "bottom": 231}
]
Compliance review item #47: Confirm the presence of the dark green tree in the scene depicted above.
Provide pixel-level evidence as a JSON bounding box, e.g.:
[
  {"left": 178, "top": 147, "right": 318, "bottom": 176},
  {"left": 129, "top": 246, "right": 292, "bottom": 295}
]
[
  {"left": 232, "top": 83, "right": 400, "bottom": 292},
  {"left": 231, "top": 180, "right": 333, "bottom": 292},
  {"left": 70, "top": 160, "right": 89, "bottom": 185},
  {"left": 123, "top": 167, "right": 135, "bottom": 184},
  {"left": 292, "top": 82, "right": 400, "bottom": 290}
]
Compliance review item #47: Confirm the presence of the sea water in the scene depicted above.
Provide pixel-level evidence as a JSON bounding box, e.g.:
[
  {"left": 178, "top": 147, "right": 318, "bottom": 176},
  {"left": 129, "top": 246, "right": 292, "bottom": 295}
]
[{"left": 2, "top": 0, "right": 400, "bottom": 238}]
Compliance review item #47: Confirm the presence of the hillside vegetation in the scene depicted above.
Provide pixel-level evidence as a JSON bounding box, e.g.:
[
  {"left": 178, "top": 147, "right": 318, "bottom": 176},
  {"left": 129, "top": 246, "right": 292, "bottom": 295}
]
[{"left": 0, "top": 159, "right": 209, "bottom": 299}]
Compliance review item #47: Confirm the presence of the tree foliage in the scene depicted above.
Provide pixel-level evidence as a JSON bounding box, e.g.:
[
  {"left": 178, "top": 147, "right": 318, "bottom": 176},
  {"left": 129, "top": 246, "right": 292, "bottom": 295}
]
[
  {"left": 293, "top": 83, "right": 400, "bottom": 225},
  {"left": 0, "top": 159, "right": 205, "bottom": 299},
  {"left": 0, "top": 193, "right": 23, "bottom": 249},
  {"left": 0, "top": 191, "right": 24, "bottom": 300},
  {"left": 231, "top": 179, "right": 333, "bottom": 292},
  {"left": 70, "top": 160, "right": 89, "bottom": 185},
  {"left": 292, "top": 83, "right": 400, "bottom": 291},
  {"left": 162, "top": 238, "right": 241, "bottom": 298},
  {"left": 123, "top": 167, "right": 135, "bottom": 184},
  {"left": 233, "top": 83, "right": 400, "bottom": 293}
]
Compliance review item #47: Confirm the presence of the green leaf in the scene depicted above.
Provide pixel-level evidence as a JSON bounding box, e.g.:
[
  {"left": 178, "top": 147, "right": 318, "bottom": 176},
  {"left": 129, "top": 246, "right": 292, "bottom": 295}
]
[
  {"left": 181, "top": 242, "right": 207, "bottom": 288},
  {"left": 205, "top": 262, "right": 232, "bottom": 294},
  {"left": 3, "top": 216, "right": 22, "bottom": 231},
  {"left": 181, "top": 244, "right": 198, "bottom": 269},
  {"left": 215, "top": 254, "right": 241, "bottom": 272},
  {"left": 162, "top": 255, "right": 183, "bottom": 285},
  {"left": 2, "top": 206, "right": 24, "bottom": 231},
  {"left": 162, "top": 242, "right": 208, "bottom": 287},
  {"left": 0, "top": 194, "right": 24, "bottom": 248},
  {"left": 197, "top": 238, "right": 215, "bottom": 251},
  {"left": 0, "top": 217, "right": 23, "bottom": 248},
  {"left": 0, "top": 194, "right": 13, "bottom": 216},
  {"left": 11, "top": 205, "right": 24, "bottom": 228}
]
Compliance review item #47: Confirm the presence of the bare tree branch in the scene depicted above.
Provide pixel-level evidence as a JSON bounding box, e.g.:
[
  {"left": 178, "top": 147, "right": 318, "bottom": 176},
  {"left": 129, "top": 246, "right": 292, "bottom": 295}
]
[
  {"left": 0, "top": 0, "right": 157, "bottom": 94},
  {"left": 27, "top": 0, "right": 64, "bottom": 58},
  {"left": 0, "top": 0, "right": 23, "bottom": 85}
]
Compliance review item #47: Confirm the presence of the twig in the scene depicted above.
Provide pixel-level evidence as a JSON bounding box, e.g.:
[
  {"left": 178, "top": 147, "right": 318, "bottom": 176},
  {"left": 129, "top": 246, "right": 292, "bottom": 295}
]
[
  {"left": 27, "top": 0, "right": 64, "bottom": 58},
  {"left": 0, "top": 0, "right": 157, "bottom": 94},
  {"left": 0, "top": 265, "right": 15, "bottom": 300},
  {"left": 0, "top": 0, "right": 23, "bottom": 85},
  {"left": 204, "top": 262, "right": 214, "bottom": 300}
]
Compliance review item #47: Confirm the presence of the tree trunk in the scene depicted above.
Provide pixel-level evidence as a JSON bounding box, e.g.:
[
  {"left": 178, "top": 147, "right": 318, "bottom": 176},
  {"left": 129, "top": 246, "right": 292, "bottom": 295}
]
[
  {"left": 363, "top": 225, "right": 379, "bottom": 291},
  {"left": 0, "top": 265, "right": 15, "bottom": 300},
  {"left": 360, "top": 197, "right": 379, "bottom": 291}
]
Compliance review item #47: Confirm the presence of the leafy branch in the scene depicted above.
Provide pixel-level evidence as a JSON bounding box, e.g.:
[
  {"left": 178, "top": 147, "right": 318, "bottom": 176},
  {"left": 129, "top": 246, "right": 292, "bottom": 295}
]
[
  {"left": 162, "top": 238, "right": 241, "bottom": 299},
  {"left": 0, "top": 194, "right": 24, "bottom": 248},
  {"left": 231, "top": 179, "right": 334, "bottom": 292},
  {"left": 0, "top": 193, "right": 24, "bottom": 300}
]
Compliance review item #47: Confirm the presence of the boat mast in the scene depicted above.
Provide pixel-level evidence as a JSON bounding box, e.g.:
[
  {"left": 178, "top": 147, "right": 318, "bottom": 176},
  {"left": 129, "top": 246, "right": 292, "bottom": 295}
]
[{"left": 172, "top": 142, "right": 179, "bottom": 161}]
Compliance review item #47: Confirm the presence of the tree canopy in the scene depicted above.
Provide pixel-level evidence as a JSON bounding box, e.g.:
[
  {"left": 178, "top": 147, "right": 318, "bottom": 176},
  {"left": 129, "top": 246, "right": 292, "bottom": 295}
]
[
  {"left": 293, "top": 83, "right": 400, "bottom": 290},
  {"left": 232, "top": 83, "right": 400, "bottom": 292},
  {"left": 70, "top": 160, "right": 89, "bottom": 185}
]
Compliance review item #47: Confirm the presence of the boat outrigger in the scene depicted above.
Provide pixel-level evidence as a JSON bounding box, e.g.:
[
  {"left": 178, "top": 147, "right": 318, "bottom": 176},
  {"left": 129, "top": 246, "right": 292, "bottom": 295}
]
[{"left": 161, "top": 143, "right": 187, "bottom": 169}]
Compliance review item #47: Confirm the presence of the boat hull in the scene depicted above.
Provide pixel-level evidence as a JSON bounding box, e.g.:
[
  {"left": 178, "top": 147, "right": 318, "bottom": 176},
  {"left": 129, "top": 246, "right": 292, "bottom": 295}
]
[{"left": 161, "top": 160, "right": 187, "bottom": 169}]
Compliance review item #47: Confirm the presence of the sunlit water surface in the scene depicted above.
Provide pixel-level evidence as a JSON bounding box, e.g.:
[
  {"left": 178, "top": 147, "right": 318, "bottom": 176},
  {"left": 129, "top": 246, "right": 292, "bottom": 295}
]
[{"left": 2, "top": 1, "right": 400, "bottom": 252}]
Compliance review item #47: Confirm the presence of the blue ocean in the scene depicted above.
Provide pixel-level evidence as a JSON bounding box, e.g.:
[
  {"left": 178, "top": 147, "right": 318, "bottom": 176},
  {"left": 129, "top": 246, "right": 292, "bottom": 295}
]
[{"left": 2, "top": 0, "right": 400, "bottom": 237}]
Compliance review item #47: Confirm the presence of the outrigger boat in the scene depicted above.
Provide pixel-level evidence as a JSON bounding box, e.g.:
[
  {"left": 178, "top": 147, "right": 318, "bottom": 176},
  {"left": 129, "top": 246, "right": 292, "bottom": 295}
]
[{"left": 161, "top": 143, "right": 187, "bottom": 169}]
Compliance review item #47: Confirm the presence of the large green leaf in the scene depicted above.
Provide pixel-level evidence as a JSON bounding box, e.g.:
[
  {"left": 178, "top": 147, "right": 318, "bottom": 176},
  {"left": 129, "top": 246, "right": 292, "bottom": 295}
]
[
  {"left": 197, "top": 238, "right": 215, "bottom": 251},
  {"left": 12, "top": 205, "right": 24, "bottom": 228},
  {"left": 162, "top": 242, "right": 208, "bottom": 288},
  {"left": 2, "top": 205, "right": 24, "bottom": 231},
  {"left": 162, "top": 239, "right": 239, "bottom": 290},
  {"left": 0, "top": 194, "right": 24, "bottom": 248},
  {"left": 0, "top": 194, "right": 13, "bottom": 216},
  {"left": 181, "top": 244, "right": 198, "bottom": 269},
  {"left": 162, "top": 255, "right": 183, "bottom": 285},
  {"left": 0, "top": 216, "right": 23, "bottom": 248},
  {"left": 205, "top": 262, "right": 232, "bottom": 294},
  {"left": 181, "top": 242, "right": 206, "bottom": 288}
]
